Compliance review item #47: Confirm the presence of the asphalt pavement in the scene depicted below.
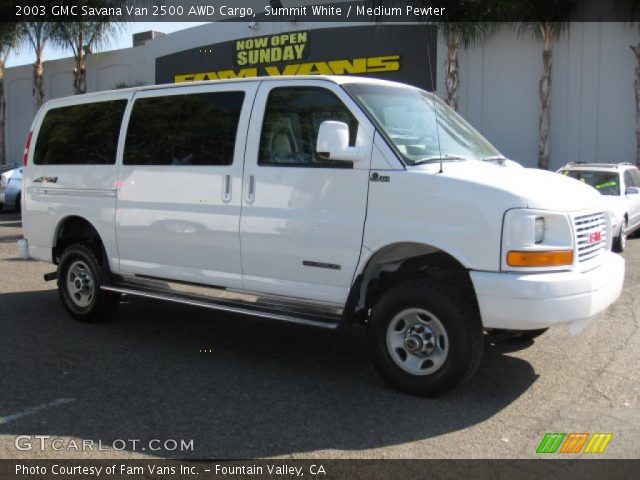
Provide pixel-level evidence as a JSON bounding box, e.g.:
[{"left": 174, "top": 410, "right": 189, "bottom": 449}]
[{"left": 0, "top": 211, "right": 638, "bottom": 459}]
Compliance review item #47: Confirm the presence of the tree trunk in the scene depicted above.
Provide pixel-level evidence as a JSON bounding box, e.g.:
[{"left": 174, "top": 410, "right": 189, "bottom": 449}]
[
  {"left": 73, "top": 52, "right": 87, "bottom": 94},
  {"left": 445, "top": 32, "right": 461, "bottom": 111},
  {"left": 538, "top": 23, "right": 553, "bottom": 170},
  {"left": 631, "top": 44, "right": 640, "bottom": 167},
  {"left": 0, "top": 59, "right": 5, "bottom": 166},
  {"left": 33, "top": 48, "right": 44, "bottom": 113},
  {"left": 73, "top": 30, "right": 87, "bottom": 95}
]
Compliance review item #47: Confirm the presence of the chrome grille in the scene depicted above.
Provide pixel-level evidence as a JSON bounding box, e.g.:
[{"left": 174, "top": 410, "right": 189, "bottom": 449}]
[{"left": 574, "top": 212, "right": 607, "bottom": 262}]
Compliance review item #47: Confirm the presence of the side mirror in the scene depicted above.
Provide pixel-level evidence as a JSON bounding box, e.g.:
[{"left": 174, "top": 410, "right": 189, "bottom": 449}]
[
  {"left": 626, "top": 186, "right": 640, "bottom": 195},
  {"left": 316, "top": 121, "right": 361, "bottom": 162}
]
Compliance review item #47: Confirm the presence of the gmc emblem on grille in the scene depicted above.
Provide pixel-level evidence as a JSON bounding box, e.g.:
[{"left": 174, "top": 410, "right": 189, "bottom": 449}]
[{"left": 589, "top": 231, "right": 603, "bottom": 243}]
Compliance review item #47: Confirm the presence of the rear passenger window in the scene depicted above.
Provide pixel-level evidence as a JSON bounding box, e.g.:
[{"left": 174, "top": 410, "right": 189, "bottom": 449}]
[
  {"left": 259, "top": 87, "right": 358, "bottom": 168},
  {"left": 124, "top": 91, "right": 244, "bottom": 166},
  {"left": 34, "top": 100, "right": 127, "bottom": 165},
  {"left": 123, "top": 96, "right": 183, "bottom": 166}
]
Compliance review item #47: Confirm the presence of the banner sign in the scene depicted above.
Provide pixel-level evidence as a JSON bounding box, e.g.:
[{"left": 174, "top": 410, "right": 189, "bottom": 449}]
[
  {"left": 155, "top": 25, "right": 437, "bottom": 91},
  {"left": 235, "top": 31, "right": 310, "bottom": 66}
]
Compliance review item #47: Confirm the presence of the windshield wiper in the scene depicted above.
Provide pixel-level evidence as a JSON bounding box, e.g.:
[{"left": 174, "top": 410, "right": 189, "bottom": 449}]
[
  {"left": 482, "top": 155, "right": 508, "bottom": 162},
  {"left": 412, "top": 154, "right": 470, "bottom": 165}
]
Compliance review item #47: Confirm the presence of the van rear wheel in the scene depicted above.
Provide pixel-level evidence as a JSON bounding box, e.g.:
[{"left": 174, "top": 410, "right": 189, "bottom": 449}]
[
  {"left": 57, "top": 243, "right": 120, "bottom": 323},
  {"left": 368, "top": 278, "right": 483, "bottom": 396}
]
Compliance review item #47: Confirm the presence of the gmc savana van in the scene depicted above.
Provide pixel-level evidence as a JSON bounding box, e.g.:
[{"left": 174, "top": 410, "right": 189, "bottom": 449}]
[{"left": 19, "top": 76, "right": 624, "bottom": 395}]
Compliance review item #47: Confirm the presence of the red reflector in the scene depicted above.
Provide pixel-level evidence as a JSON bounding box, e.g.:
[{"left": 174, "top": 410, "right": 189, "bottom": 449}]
[{"left": 23, "top": 131, "right": 33, "bottom": 166}]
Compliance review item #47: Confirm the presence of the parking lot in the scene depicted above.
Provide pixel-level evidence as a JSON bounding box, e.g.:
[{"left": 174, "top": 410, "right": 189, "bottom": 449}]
[{"left": 0, "top": 210, "right": 638, "bottom": 459}]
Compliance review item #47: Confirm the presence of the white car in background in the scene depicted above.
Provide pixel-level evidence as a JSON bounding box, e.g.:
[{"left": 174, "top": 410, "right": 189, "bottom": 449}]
[
  {"left": 0, "top": 166, "right": 23, "bottom": 212},
  {"left": 558, "top": 162, "right": 640, "bottom": 252}
]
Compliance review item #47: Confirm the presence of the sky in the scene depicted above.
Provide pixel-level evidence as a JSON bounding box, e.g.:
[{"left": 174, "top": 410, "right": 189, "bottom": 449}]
[{"left": 6, "top": 22, "right": 208, "bottom": 68}]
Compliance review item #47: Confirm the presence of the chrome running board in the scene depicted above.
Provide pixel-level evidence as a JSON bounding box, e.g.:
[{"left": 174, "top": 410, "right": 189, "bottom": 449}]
[{"left": 101, "top": 276, "right": 342, "bottom": 330}]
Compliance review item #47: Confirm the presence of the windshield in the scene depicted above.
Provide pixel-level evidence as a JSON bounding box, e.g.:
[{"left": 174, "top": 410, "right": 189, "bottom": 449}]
[
  {"left": 560, "top": 170, "right": 620, "bottom": 196},
  {"left": 343, "top": 83, "right": 501, "bottom": 165}
]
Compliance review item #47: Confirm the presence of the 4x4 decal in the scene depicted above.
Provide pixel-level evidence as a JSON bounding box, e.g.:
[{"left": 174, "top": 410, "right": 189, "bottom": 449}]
[
  {"left": 32, "top": 176, "right": 58, "bottom": 184},
  {"left": 370, "top": 172, "right": 390, "bottom": 182}
]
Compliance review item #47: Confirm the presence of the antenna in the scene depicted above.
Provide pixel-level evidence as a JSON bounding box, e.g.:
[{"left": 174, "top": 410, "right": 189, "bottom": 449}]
[{"left": 426, "top": 31, "right": 443, "bottom": 174}]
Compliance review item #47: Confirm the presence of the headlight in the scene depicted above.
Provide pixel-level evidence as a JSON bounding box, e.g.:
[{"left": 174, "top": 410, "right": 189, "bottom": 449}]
[
  {"left": 502, "top": 209, "right": 574, "bottom": 270},
  {"left": 534, "top": 217, "right": 545, "bottom": 243}
]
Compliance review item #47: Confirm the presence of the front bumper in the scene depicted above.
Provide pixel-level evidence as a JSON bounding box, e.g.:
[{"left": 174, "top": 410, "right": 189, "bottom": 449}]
[{"left": 470, "top": 252, "right": 624, "bottom": 333}]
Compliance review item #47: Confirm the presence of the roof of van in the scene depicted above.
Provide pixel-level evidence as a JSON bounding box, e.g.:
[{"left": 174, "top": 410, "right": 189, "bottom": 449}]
[{"left": 42, "top": 75, "right": 420, "bottom": 106}]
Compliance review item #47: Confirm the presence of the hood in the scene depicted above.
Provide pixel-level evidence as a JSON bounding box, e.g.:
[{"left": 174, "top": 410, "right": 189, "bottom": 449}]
[
  {"left": 597, "top": 194, "right": 627, "bottom": 218},
  {"left": 414, "top": 160, "right": 604, "bottom": 211}
]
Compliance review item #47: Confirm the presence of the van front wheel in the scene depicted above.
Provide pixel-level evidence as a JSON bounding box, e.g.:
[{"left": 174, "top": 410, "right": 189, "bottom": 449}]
[
  {"left": 57, "top": 243, "right": 120, "bottom": 323},
  {"left": 368, "top": 279, "right": 483, "bottom": 396}
]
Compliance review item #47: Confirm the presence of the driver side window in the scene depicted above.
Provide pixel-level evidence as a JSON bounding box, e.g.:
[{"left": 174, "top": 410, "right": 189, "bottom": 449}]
[{"left": 258, "top": 87, "right": 357, "bottom": 168}]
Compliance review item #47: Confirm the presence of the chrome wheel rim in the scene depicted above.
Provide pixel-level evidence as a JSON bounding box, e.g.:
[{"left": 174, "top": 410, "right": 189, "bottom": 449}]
[
  {"left": 66, "top": 260, "right": 95, "bottom": 308},
  {"left": 386, "top": 307, "right": 449, "bottom": 376},
  {"left": 621, "top": 222, "right": 627, "bottom": 250}
]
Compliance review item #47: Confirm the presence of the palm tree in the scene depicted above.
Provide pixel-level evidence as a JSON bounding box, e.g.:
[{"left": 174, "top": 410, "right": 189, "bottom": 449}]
[
  {"left": 517, "top": 1, "right": 578, "bottom": 170},
  {"left": 23, "top": 22, "right": 55, "bottom": 113},
  {"left": 53, "top": 2, "right": 127, "bottom": 94},
  {"left": 366, "top": 1, "right": 497, "bottom": 111},
  {"left": 0, "top": 23, "right": 22, "bottom": 165},
  {"left": 439, "top": 21, "right": 496, "bottom": 111},
  {"left": 617, "top": 0, "right": 640, "bottom": 165}
]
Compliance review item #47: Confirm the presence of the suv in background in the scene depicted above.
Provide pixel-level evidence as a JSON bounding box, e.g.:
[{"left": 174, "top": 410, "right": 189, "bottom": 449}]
[
  {"left": 0, "top": 163, "right": 19, "bottom": 174},
  {"left": 558, "top": 162, "right": 640, "bottom": 252},
  {"left": 0, "top": 166, "right": 23, "bottom": 212}
]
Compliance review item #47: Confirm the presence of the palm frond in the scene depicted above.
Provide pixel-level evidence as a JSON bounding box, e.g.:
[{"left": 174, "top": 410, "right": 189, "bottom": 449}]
[
  {"left": 0, "top": 23, "right": 22, "bottom": 60},
  {"left": 614, "top": 0, "right": 640, "bottom": 32},
  {"left": 513, "top": 0, "right": 578, "bottom": 39},
  {"left": 22, "top": 22, "right": 56, "bottom": 52},
  {"left": 50, "top": 0, "right": 128, "bottom": 54}
]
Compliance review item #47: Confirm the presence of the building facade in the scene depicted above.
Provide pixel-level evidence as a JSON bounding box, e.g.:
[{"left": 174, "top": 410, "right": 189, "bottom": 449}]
[{"left": 3, "top": 21, "right": 638, "bottom": 169}]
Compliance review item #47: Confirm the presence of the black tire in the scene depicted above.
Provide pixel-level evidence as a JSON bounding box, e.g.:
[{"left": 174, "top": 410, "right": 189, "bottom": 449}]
[
  {"left": 57, "top": 243, "right": 120, "bottom": 323},
  {"left": 14, "top": 193, "right": 21, "bottom": 213},
  {"left": 368, "top": 278, "right": 483, "bottom": 397},
  {"left": 613, "top": 219, "right": 627, "bottom": 253}
]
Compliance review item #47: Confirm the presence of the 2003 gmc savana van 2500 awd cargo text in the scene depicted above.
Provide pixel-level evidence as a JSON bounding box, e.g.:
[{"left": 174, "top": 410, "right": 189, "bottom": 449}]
[{"left": 19, "top": 76, "right": 624, "bottom": 396}]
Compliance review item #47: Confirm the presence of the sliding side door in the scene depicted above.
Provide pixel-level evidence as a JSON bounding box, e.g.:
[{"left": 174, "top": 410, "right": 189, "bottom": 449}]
[{"left": 115, "top": 83, "right": 257, "bottom": 289}]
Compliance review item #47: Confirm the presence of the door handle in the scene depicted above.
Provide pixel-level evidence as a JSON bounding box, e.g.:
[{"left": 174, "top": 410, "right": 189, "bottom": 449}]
[
  {"left": 244, "top": 175, "right": 255, "bottom": 203},
  {"left": 222, "top": 174, "right": 231, "bottom": 203}
]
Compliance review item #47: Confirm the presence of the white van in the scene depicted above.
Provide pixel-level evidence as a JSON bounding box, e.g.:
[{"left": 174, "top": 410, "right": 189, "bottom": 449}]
[{"left": 20, "top": 76, "right": 624, "bottom": 396}]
